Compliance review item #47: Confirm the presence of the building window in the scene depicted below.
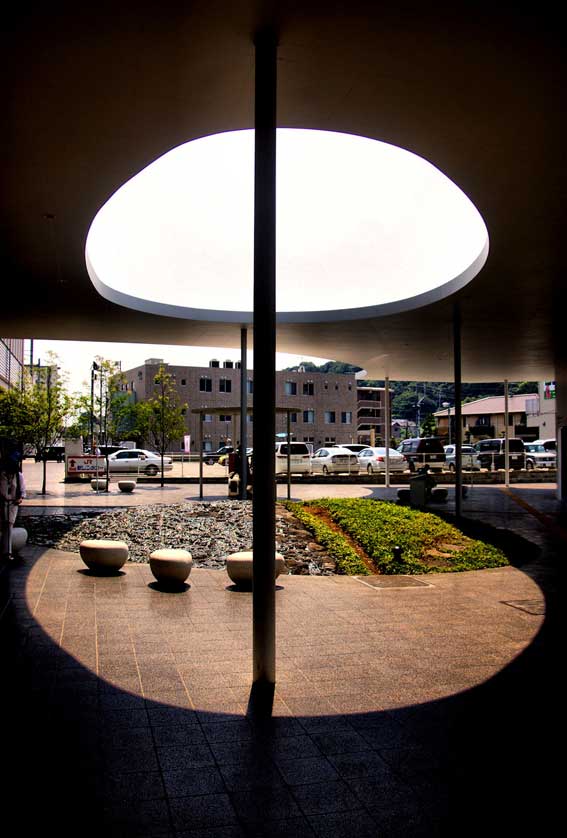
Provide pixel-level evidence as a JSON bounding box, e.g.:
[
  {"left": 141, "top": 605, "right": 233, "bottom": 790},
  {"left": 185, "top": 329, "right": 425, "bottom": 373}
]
[
  {"left": 200, "top": 377, "right": 212, "bottom": 392},
  {"left": 290, "top": 412, "right": 297, "bottom": 423},
  {"left": 246, "top": 414, "right": 253, "bottom": 423},
  {"left": 203, "top": 440, "right": 213, "bottom": 451},
  {"left": 325, "top": 436, "right": 336, "bottom": 444},
  {"left": 324, "top": 383, "right": 328, "bottom": 390},
  {"left": 247, "top": 379, "right": 254, "bottom": 394},
  {"left": 303, "top": 436, "right": 314, "bottom": 443},
  {"left": 324, "top": 411, "right": 336, "bottom": 424},
  {"left": 303, "top": 382, "right": 314, "bottom": 396},
  {"left": 284, "top": 381, "right": 297, "bottom": 396},
  {"left": 203, "top": 414, "right": 213, "bottom": 423},
  {"left": 154, "top": 377, "right": 159, "bottom": 384},
  {"left": 181, "top": 408, "right": 187, "bottom": 415},
  {"left": 341, "top": 412, "right": 352, "bottom": 424},
  {"left": 303, "top": 410, "right": 314, "bottom": 424},
  {"left": 181, "top": 378, "right": 186, "bottom": 385},
  {"left": 219, "top": 414, "right": 231, "bottom": 423},
  {"left": 137, "top": 371, "right": 143, "bottom": 379},
  {"left": 335, "top": 384, "right": 339, "bottom": 390},
  {"left": 219, "top": 378, "right": 232, "bottom": 393},
  {"left": 348, "top": 383, "right": 352, "bottom": 390}
]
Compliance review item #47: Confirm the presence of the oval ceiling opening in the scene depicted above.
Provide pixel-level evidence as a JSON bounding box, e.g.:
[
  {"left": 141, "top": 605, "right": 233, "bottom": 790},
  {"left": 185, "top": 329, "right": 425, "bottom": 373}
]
[{"left": 86, "top": 129, "right": 488, "bottom": 323}]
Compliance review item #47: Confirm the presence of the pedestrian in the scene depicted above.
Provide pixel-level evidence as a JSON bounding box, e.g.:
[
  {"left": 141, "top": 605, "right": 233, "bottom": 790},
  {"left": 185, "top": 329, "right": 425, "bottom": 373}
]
[{"left": 0, "top": 451, "right": 26, "bottom": 561}]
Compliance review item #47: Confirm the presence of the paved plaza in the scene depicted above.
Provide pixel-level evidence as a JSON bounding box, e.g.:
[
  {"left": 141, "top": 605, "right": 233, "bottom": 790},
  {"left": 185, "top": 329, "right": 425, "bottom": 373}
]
[{"left": 1, "top": 469, "right": 563, "bottom": 836}]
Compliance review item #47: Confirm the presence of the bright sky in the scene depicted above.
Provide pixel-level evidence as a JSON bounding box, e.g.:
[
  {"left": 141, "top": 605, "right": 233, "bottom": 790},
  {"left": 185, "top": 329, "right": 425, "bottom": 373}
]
[
  {"left": 86, "top": 128, "right": 488, "bottom": 321},
  {"left": 29, "top": 339, "right": 329, "bottom": 395}
]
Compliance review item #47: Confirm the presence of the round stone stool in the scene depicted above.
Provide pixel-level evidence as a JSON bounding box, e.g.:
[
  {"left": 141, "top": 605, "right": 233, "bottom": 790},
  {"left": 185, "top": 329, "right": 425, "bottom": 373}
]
[
  {"left": 79, "top": 539, "right": 128, "bottom": 573},
  {"left": 91, "top": 478, "right": 108, "bottom": 492},
  {"left": 225, "top": 551, "right": 286, "bottom": 588},
  {"left": 12, "top": 527, "right": 28, "bottom": 554},
  {"left": 149, "top": 549, "right": 193, "bottom": 587},
  {"left": 118, "top": 480, "right": 137, "bottom": 493}
]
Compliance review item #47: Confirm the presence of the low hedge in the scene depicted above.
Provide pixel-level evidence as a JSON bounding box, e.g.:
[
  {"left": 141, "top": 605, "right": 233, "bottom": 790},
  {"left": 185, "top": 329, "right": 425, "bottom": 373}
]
[
  {"left": 283, "top": 501, "right": 370, "bottom": 575},
  {"left": 287, "top": 498, "right": 509, "bottom": 575}
]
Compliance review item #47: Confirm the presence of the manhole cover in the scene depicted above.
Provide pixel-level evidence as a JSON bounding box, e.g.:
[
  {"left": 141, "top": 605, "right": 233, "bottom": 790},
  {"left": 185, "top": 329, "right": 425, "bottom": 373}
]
[
  {"left": 355, "top": 575, "right": 432, "bottom": 589},
  {"left": 502, "top": 599, "right": 545, "bottom": 615}
]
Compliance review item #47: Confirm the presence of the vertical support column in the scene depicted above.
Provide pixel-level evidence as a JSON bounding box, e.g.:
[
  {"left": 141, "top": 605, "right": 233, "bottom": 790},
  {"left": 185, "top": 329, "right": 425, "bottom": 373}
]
[
  {"left": 504, "top": 379, "right": 510, "bottom": 487},
  {"left": 240, "top": 327, "right": 248, "bottom": 500},
  {"left": 252, "top": 29, "right": 277, "bottom": 689},
  {"left": 287, "top": 410, "right": 291, "bottom": 500},
  {"left": 385, "top": 377, "right": 390, "bottom": 488},
  {"left": 198, "top": 412, "right": 203, "bottom": 500},
  {"left": 453, "top": 303, "right": 463, "bottom": 519}
]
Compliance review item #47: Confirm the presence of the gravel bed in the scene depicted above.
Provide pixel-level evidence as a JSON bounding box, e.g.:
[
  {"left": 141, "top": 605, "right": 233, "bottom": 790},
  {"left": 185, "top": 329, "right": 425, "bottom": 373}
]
[{"left": 20, "top": 501, "right": 336, "bottom": 574}]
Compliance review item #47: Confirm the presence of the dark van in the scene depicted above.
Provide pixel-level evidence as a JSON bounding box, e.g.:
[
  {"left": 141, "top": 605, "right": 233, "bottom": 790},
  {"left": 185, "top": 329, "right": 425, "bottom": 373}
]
[
  {"left": 473, "top": 438, "right": 525, "bottom": 470},
  {"left": 397, "top": 437, "right": 446, "bottom": 472}
]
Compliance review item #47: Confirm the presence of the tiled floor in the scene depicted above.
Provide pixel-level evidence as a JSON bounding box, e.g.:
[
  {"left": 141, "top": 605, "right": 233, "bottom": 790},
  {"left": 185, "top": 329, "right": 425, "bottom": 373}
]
[{"left": 1, "top": 488, "right": 563, "bottom": 836}]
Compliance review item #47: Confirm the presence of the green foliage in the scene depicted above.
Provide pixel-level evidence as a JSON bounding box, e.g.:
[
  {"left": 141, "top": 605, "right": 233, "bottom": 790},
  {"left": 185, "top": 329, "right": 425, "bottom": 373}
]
[
  {"left": 292, "top": 498, "right": 508, "bottom": 575},
  {"left": 282, "top": 501, "right": 370, "bottom": 575},
  {"left": 0, "top": 387, "right": 28, "bottom": 446},
  {"left": 145, "top": 366, "right": 187, "bottom": 484},
  {"left": 420, "top": 413, "right": 437, "bottom": 437}
]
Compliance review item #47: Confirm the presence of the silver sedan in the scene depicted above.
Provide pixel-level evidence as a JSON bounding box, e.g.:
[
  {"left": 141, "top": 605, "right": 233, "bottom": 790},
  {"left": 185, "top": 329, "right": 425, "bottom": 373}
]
[
  {"left": 357, "top": 447, "right": 408, "bottom": 474},
  {"left": 106, "top": 449, "right": 173, "bottom": 475},
  {"left": 310, "top": 447, "right": 360, "bottom": 475}
]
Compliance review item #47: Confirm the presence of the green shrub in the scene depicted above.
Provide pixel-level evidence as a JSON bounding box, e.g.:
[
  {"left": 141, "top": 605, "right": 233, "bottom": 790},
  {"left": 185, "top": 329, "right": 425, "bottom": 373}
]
[
  {"left": 287, "top": 498, "right": 508, "bottom": 575},
  {"left": 282, "top": 500, "right": 370, "bottom": 575}
]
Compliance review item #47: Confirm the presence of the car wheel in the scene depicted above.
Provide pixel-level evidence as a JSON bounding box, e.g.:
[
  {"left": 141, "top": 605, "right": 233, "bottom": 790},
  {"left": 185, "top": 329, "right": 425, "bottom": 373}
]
[
  {"left": 526, "top": 459, "right": 534, "bottom": 470},
  {"left": 367, "top": 464, "right": 373, "bottom": 475},
  {"left": 408, "top": 460, "right": 415, "bottom": 473},
  {"left": 145, "top": 465, "right": 158, "bottom": 476},
  {"left": 205, "top": 457, "right": 215, "bottom": 466},
  {"left": 322, "top": 465, "right": 329, "bottom": 475}
]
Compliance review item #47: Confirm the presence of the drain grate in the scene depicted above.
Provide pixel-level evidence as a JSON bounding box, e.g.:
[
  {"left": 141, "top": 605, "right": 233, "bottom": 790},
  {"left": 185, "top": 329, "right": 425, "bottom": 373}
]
[
  {"left": 502, "top": 599, "right": 545, "bottom": 616},
  {"left": 355, "top": 575, "right": 432, "bottom": 589}
]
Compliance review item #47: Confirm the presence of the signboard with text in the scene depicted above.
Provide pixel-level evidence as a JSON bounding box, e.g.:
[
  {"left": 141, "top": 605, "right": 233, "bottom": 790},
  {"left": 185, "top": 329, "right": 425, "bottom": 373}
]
[{"left": 66, "top": 455, "right": 107, "bottom": 475}]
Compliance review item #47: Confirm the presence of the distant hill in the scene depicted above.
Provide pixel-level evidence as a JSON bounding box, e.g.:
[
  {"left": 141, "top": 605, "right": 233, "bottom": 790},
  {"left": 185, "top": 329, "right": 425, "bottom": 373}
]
[{"left": 282, "top": 362, "right": 537, "bottom": 420}]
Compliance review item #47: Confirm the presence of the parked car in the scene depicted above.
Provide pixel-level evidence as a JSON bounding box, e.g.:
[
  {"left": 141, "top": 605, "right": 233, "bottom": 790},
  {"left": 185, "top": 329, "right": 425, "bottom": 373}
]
[
  {"left": 473, "top": 438, "right": 525, "bottom": 471},
  {"left": 106, "top": 449, "right": 173, "bottom": 475},
  {"left": 34, "top": 446, "right": 65, "bottom": 462},
  {"left": 219, "top": 447, "right": 253, "bottom": 467},
  {"left": 397, "top": 437, "right": 446, "bottom": 472},
  {"left": 443, "top": 444, "right": 480, "bottom": 471},
  {"left": 524, "top": 442, "right": 556, "bottom": 470},
  {"left": 274, "top": 441, "right": 312, "bottom": 475},
  {"left": 357, "top": 447, "right": 407, "bottom": 474},
  {"left": 533, "top": 438, "right": 556, "bottom": 451},
  {"left": 333, "top": 443, "right": 368, "bottom": 454},
  {"left": 204, "top": 445, "right": 234, "bottom": 465},
  {"left": 310, "top": 447, "right": 359, "bottom": 475}
]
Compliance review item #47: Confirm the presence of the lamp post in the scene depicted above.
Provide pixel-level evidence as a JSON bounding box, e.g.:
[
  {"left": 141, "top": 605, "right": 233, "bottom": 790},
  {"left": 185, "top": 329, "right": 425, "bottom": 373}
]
[
  {"left": 416, "top": 397, "right": 425, "bottom": 438},
  {"left": 442, "top": 401, "right": 451, "bottom": 445},
  {"left": 90, "top": 361, "right": 99, "bottom": 452}
]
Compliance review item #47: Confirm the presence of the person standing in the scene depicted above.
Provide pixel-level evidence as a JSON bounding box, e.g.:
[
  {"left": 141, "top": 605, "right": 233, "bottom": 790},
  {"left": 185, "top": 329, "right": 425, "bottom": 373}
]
[{"left": 0, "top": 451, "right": 26, "bottom": 561}]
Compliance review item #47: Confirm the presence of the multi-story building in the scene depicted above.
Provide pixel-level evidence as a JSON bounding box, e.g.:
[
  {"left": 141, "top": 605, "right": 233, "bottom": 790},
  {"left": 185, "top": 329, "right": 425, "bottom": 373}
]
[
  {"left": 434, "top": 394, "right": 540, "bottom": 443},
  {"left": 356, "top": 386, "right": 386, "bottom": 446},
  {"left": 525, "top": 382, "right": 556, "bottom": 440},
  {"left": 121, "top": 358, "right": 387, "bottom": 452},
  {"left": 0, "top": 338, "right": 25, "bottom": 391}
]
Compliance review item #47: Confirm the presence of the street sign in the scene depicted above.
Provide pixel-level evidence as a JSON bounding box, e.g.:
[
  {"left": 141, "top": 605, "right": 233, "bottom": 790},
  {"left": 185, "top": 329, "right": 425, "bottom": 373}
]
[{"left": 66, "top": 455, "right": 107, "bottom": 475}]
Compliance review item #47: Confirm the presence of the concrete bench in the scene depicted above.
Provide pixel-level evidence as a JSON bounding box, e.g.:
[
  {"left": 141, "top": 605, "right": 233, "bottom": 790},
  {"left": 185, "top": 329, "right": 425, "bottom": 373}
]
[
  {"left": 118, "top": 480, "right": 137, "bottom": 493},
  {"left": 149, "top": 548, "right": 193, "bottom": 587},
  {"left": 90, "top": 478, "right": 108, "bottom": 492},
  {"left": 79, "top": 539, "right": 128, "bottom": 573},
  {"left": 226, "top": 550, "right": 286, "bottom": 588},
  {"left": 12, "top": 527, "right": 28, "bottom": 554}
]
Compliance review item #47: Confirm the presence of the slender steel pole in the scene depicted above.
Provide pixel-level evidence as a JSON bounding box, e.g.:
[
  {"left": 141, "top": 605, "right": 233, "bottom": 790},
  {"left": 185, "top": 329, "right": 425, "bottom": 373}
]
[
  {"left": 252, "top": 29, "right": 277, "bottom": 688},
  {"left": 385, "top": 377, "right": 390, "bottom": 488},
  {"left": 454, "top": 303, "right": 463, "bottom": 519},
  {"left": 287, "top": 410, "right": 291, "bottom": 500},
  {"left": 240, "top": 327, "right": 248, "bottom": 499},
  {"left": 198, "top": 412, "right": 203, "bottom": 500},
  {"left": 504, "top": 379, "right": 510, "bottom": 487}
]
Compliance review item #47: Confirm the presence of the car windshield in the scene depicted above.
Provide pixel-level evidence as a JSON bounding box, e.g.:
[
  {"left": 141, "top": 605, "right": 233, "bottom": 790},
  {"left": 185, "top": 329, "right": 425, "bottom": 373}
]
[{"left": 417, "top": 439, "right": 443, "bottom": 452}]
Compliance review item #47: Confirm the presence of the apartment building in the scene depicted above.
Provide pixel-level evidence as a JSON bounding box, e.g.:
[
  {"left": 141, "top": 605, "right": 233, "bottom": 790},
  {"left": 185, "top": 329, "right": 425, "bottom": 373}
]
[
  {"left": 0, "top": 338, "right": 25, "bottom": 391},
  {"left": 434, "top": 394, "right": 540, "bottom": 443},
  {"left": 122, "top": 359, "right": 387, "bottom": 451}
]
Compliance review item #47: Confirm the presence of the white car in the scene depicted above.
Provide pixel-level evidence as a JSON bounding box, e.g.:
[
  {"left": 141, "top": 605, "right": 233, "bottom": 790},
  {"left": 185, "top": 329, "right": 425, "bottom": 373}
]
[
  {"left": 310, "top": 447, "right": 359, "bottom": 475},
  {"left": 107, "top": 449, "right": 173, "bottom": 475},
  {"left": 357, "top": 447, "right": 407, "bottom": 474},
  {"left": 274, "top": 442, "right": 312, "bottom": 475},
  {"left": 524, "top": 443, "right": 556, "bottom": 470},
  {"left": 333, "top": 443, "right": 368, "bottom": 454}
]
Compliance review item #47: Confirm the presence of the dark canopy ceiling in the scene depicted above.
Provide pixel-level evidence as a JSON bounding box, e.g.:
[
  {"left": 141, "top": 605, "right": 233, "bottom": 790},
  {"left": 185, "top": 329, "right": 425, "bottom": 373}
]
[{"left": 3, "top": 1, "right": 564, "bottom": 381}]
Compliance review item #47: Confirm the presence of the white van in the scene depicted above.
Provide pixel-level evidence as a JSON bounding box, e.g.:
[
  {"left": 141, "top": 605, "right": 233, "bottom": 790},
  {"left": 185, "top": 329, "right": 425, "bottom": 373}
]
[{"left": 275, "top": 441, "right": 312, "bottom": 475}]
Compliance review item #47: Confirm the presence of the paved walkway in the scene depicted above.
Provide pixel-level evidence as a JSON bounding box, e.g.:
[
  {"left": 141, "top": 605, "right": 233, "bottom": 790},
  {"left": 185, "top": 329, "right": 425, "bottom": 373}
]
[{"left": 2, "top": 483, "right": 563, "bottom": 835}]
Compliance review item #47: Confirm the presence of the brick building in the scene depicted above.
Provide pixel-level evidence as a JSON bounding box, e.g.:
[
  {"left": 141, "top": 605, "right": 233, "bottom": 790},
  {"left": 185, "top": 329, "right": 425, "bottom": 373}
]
[
  {"left": 121, "top": 358, "right": 387, "bottom": 452},
  {"left": 0, "top": 338, "right": 25, "bottom": 391}
]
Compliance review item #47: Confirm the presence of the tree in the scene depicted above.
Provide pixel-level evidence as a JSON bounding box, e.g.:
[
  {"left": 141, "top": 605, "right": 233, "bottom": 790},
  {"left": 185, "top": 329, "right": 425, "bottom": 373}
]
[
  {"left": 421, "top": 413, "right": 437, "bottom": 437},
  {"left": 23, "top": 359, "right": 73, "bottom": 494},
  {"left": 0, "top": 387, "right": 28, "bottom": 454},
  {"left": 145, "top": 366, "right": 187, "bottom": 486}
]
